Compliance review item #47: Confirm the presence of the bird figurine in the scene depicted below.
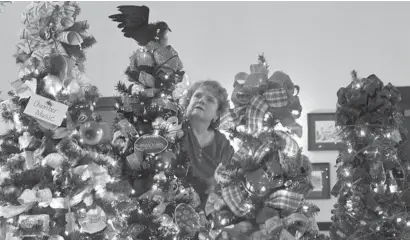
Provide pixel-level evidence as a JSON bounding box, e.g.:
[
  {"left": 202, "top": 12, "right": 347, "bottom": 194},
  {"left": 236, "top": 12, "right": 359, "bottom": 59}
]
[{"left": 109, "top": 5, "right": 171, "bottom": 46}]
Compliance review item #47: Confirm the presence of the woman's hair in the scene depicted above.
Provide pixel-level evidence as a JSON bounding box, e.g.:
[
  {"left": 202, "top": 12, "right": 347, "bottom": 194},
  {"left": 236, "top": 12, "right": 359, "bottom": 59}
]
[{"left": 180, "top": 80, "right": 230, "bottom": 129}]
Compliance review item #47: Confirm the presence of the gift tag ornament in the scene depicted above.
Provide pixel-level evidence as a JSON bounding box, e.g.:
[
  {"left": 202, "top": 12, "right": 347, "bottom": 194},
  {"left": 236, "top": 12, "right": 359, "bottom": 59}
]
[
  {"left": 24, "top": 95, "right": 69, "bottom": 127},
  {"left": 175, "top": 203, "right": 201, "bottom": 235},
  {"left": 134, "top": 134, "right": 168, "bottom": 155},
  {"left": 17, "top": 214, "right": 50, "bottom": 237}
]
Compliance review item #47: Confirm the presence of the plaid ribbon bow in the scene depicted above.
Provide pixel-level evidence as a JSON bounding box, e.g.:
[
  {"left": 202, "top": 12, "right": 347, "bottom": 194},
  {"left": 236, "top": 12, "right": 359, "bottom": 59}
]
[
  {"left": 264, "top": 190, "right": 304, "bottom": 212},
  {"left": 220, "top": 75, "right": 302, "bottom": 137},
  {"left": 230, "top": 139, "right": 273, "bottom": 169},
  {"left": 221, "top": 183, "right": 253, "bottom": 217},
  {"left": 274, "top": 131, "right": 300, "bottom": 158},
  {"left": 261, "top": 213, "right": 309, "bottom": 240}
]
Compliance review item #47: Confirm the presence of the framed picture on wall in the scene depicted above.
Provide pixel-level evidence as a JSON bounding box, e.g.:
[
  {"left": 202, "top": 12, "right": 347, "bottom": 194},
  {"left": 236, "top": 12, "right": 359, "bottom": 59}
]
[
  {"left": 307, "top": 112, "right": 343, "bottom": 151},
  {"left": 307, "top": 162, "right": 331, "bottom": 199}
]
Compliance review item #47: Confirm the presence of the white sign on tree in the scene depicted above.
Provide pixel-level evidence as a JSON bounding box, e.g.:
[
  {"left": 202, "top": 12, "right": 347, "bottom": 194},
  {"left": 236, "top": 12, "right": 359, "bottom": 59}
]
[{"left": 24, "top": 95, "right": 68, "bottom": 127}]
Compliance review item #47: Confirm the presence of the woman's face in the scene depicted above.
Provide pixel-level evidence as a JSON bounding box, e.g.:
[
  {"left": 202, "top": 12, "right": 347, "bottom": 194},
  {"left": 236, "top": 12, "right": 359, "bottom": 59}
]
[{"left": 186, "top": 86, "right": 219, "bottom": 123}]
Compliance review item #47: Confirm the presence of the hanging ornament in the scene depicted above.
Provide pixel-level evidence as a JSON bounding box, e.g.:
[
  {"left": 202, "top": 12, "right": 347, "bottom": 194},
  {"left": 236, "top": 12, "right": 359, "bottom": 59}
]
[
  {"left": 79, "top": 121, "right": 104, "bottom": 145},
  {"left": 155, "top": 151, "right": 176, "bottom": 171},
  {"left": 78, "top": 206, "right": 107, "bottom": 234},
  {"left": 388, "top": 170, "right": 398, "bottom": 193},
  {"left": 131, "top": 83, "right": 145, "bottom": 96},
  {"left": 211, "top": 210, "right": 235, "bottom": 230},
  {"left": 175, "top": 203, "right": 201, "bottom": 236},
  {"left": 2, "top": 185, "right": 22, "bottom": 200},
  {"left": 135, "top": 49, "right": 155, "bottom": 67},
  {"left": 42, "top": 74, "right": 63, "bottom": 96}
]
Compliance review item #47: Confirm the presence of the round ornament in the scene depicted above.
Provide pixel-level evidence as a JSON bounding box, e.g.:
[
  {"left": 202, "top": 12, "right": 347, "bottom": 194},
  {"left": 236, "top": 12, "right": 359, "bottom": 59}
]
[
  {"left": 42, "top": 74, "right": 63, "bottom": 96},
  {"left": 79, "top": 121, "right": 104, "bottom": 145}
]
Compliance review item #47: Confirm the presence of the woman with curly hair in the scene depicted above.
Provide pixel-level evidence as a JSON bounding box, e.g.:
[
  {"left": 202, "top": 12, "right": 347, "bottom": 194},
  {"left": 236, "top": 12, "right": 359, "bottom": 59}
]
[{"left": 179, "top": 80, "right": 234, "bottom": 207}]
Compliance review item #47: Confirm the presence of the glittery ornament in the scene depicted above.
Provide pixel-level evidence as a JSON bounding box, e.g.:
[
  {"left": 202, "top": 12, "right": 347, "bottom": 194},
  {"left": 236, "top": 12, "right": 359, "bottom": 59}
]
[
  {"left": 211, "top": 210, "right": 235, "bottom": 229},
  {"left": 42, "top": 74, "right": 63, "bottom": 96},
  {"left": 79, "top": 121, "right": 104, "bottom": 145},
  {"left": 155, "top": 151, "right": 176, "bottom": 171},
  {"left": 135, "top": 50, "right": 155, "bottom": 67},
  {"left": 2, "top": 185, "right": 22, "bottom": 200},
  {"left": 175, "top": 203, "right": 201, "bottom": 235}
]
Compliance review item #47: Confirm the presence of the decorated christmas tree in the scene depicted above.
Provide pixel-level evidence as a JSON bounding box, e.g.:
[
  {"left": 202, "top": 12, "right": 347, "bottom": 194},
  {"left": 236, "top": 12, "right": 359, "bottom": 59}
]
[
  {"left": 0, "top": 2, "right": 136, "bottom": 239},
  {"left": 109, "top": 5, "right": 202, "bottom": 239},
  {"left": 330, "top": 71, "right": 410, "bottom": 240},
  {"left": 202, "top": 55, "right": 329, "bottom": 240}
]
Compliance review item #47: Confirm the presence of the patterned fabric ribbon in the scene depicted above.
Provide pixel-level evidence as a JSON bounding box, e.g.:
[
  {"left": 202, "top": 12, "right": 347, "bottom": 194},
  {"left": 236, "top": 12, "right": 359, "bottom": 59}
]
[
  {"left": 261, "top": 213, "right": 309, "bottom": 239},
  {"left": 17, "top": 2, "right": 85, "bottom": 65},
  {"left": 264, "top": 190, "right": 304, "bottom": 212},
  {"left": 227, "top": 130, "right": 299, "bottom": 170},
  {"left": 220, "top": 72, "right": 303, "bottom": 137},
  {"left": 221, "top": 183, "right": 253, "bottom": 217}
]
